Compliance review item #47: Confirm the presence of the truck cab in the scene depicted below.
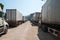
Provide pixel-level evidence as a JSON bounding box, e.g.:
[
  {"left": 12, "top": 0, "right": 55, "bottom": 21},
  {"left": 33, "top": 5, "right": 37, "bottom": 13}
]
[{"left": 0, "top": 3, "right": 9, "bottom": 35}]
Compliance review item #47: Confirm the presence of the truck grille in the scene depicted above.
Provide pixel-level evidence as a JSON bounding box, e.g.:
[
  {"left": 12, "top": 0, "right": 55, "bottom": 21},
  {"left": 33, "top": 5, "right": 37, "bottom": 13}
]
[{"left": 0, "top": 27, "right": 3, "bottom": 33}]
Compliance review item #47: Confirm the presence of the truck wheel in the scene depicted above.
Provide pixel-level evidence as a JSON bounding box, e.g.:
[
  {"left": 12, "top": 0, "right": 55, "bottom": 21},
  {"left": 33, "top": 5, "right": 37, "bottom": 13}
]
[
  {"left": 3, "top": 25, "right": 8, "bottom": 34},
  {"left": 41, "top": 24, "right": 48, "bottom": 32}
]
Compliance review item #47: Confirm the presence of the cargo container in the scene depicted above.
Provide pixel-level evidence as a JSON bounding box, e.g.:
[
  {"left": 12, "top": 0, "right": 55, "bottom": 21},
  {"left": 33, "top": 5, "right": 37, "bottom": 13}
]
[
  {"left": 41, "top": 0, "right": 60, "bottom": 38},
  {"left": 22, "top": 16, "right": 27, "bottom": 23},
  {"left": 31, "top": 12, "right": 41, "bottom": 23},
  {"left": 6, "top": 9, "right": 23, "bottom": 26}
]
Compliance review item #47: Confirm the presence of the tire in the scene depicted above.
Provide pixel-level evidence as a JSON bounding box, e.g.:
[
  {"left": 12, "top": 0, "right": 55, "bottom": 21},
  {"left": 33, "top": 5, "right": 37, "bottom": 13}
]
[{"left": 41, "top": 24, "right": 48, "bottom": 32}]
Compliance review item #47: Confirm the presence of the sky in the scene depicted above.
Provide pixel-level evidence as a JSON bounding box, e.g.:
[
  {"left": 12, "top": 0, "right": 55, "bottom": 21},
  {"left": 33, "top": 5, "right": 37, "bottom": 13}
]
[{"left": 0, "top": 0, "right": 46, "bottom": 16}]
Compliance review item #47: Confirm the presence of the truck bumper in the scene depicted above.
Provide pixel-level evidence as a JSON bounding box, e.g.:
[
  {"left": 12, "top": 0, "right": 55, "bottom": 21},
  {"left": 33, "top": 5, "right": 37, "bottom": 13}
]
[
  {"left": 0, "top": 26, "right": 4, "bottom": 34},
  {"left": 48, "top": 27, "right": 60, "bottom": 38},
  {"left": 58, "top": 31, "right": 60, "bottom": 38}
]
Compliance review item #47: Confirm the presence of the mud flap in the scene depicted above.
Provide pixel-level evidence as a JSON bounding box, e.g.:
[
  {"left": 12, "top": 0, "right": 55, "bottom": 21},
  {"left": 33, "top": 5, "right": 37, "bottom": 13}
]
[{"left": 41, "top": 24, "right": 48, "bottom": 32}]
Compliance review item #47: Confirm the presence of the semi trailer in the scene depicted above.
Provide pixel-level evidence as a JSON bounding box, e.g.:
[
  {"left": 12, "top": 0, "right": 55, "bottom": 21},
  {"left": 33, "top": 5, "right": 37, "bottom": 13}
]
[
  {"left": 41, "top": 0, "right": 60, "bottom": 38},
  {"left": 0, "top": 3, "right": 9, "bottom": 35},
  {"left": 6, "top": 9, "right": 23, "bottom": 26},
  {"left": 22, "top": 16, "right": 27, "bottom": 22},
  {"left": 31, "top": 12, "right": 41, "bottom": 23}
]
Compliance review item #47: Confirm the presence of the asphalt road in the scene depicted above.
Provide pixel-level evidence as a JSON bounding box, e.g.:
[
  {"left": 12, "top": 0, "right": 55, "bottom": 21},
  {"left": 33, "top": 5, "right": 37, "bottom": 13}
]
[{"left": 0, "top": 21, "right": 60, "bottom": 40}]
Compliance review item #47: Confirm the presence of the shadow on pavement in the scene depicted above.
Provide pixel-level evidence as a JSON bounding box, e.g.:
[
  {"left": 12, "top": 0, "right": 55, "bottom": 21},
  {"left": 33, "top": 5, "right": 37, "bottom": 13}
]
[
  {"left": 8, "top": 21, "right": 27, "bottom": 29},
  {"left": 31, "top": 21, "right": 38, "bottom": 26},
  {"left": 37, "top": 27, "right": 60, "bottom": 40},
  {"left": 30, "top": 21, "right": 60, "bottom": 40},
  {"left": 8, "top": 22, "right": 24, "bottom": 29}
]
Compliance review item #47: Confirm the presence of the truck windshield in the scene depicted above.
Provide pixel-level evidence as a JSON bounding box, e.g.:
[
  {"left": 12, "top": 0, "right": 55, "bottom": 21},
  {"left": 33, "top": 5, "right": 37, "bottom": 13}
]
[{"left": 0, "top": 12, "right": 3, "bottom": 17}]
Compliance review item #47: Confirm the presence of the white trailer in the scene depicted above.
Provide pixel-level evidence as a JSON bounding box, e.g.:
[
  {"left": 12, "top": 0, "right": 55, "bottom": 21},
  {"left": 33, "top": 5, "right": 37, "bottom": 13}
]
[
  {"left": 6, "top": 9, "right": 23, "bottom": 26},
  {"left": 41, "top": 0, "right": 60, "bottom": 38},
  {"left": 31, "top": 12, "right": 41, "bottom": 23}
]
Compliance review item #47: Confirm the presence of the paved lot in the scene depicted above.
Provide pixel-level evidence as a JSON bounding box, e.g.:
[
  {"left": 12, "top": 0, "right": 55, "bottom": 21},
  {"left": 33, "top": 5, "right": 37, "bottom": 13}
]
[
  {"left": 0, "top": 21, "right": 39, "bottom": 40},
  {"left": 0, "top": 21, "right": 59, "bottom": 40}
]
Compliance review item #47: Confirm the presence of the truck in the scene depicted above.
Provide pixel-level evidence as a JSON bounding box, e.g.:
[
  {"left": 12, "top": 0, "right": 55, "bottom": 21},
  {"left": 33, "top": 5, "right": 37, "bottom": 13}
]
[
  {"left": 31, "top": 12, "right": 41, "bottom": 23},
  {"left": 41, "top": 0, "right": 60, "bottom": 38},
  {"left": 0, "top": 3, "right": 9, "bottom": 35},
  {"left": 6, "top": 9, "right": 23, "bottom": 26},
  {"left": 22, "top": 16, "right": 27, "bottom": 22}
]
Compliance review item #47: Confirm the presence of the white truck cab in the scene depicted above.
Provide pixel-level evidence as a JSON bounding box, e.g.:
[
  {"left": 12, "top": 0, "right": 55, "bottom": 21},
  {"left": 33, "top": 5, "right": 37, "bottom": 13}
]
[{"left": 0, "top": 3, "right": 9, "bottom": 35}]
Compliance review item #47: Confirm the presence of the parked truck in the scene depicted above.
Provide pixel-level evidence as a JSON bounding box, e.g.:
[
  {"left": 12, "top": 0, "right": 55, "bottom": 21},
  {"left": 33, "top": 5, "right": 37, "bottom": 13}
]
[
  {"left": 0, "top": 3, "right": 9, "bottom": 35},
  {"left": 41, "top": 0, "right": 60, "bottom": 38},
  {"left": 31, "top": 12, "right": 41, "bottom": 23},
  {"left": 22, "top": 16, "right": 27, "bottom": 22},
  {"left": 6, "top": 9, "right": 23, "bottom": 26}
]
